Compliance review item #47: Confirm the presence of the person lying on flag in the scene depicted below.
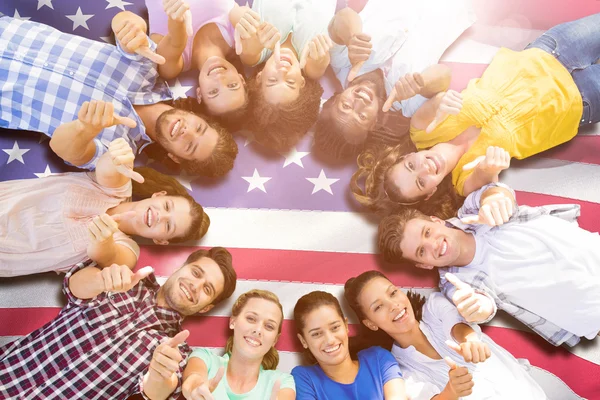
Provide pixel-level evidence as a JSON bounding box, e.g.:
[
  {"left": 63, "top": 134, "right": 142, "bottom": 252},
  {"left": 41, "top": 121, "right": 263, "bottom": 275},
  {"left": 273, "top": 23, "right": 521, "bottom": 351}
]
[
  {"left": 0, "top": 134, "right": 209, "bottom": 277},
  {"left": 378, "top": 182, "right": 600, "bottom": 348},
  {"left": 351, "top": 13, "right": 600, "bottom": 219},
  {"left": 0, "top": 247, "right": 237, "bottom": 400},
  {"left": 312, "top": 0, "right": 475, "bottom": 160},
  {"left": 0, "top": 16, "right": 238, "bottom": 177},
  {"left": 344, "top": 270, "right": 549, "bottom": 400},
  {"left": 291, "top": 291, "right": 408, "bottom": 400},
  {"left": 144, "top": 0, "right": 252, "bottom": 129},
  {"left": 240, "top": 0, "right": 334, "bottom": 153},
  {"left": 180, "top": 289, "right": 296, "bottom": 400}
]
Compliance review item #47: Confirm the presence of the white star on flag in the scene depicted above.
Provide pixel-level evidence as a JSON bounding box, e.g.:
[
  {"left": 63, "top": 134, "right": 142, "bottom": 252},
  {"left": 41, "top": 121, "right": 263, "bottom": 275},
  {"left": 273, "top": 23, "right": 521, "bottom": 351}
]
[
  {"left": 306, "top": 169, "right": 339, "bottom": 195},
  {"left": 2, "top": 141, "right": 30, "bottom": 164},
  {"left": 242, "top": 169, "right": 272, "bottom": 193},
  {"left": 34, "top": 165, "right": 55, "bottom": 178},
  {"left": 105, "top": 0, "right": 132, "bottom": 11},
  {"left": 13, "top": 10, "right": 31, "bottom": 20},
  {"left": 66, "top": 7, "right": 94, "bottom": 31},
  {"left": 37, "top": 0, "right": 54, "bottom": 10},
  {"left": 281, "top": 147, "right": 310, "bottom": 168},
  {"left": 169, "top": 79, "right": 194, "bottom": 99}
]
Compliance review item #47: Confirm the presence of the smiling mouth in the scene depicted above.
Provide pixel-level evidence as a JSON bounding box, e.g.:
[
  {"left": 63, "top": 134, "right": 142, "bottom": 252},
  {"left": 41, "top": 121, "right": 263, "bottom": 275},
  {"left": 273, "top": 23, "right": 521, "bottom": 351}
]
[
  {"left": 439, "top": 239, "right": 448, "bottom": 257},
  {"left": 244, "top": 336, "right": 262, "bottom": 347},
  {"left": 354, "top": 87, "right": 373, "bottom": 102},
  {"left": 144, "top": 207, "right": 153, "bottom": 228},
  {"left": 323, "top": 343, "right": 342, "bottom": 354},
  {"left": 208, "top": 65, "right": 227, "bottom": 76},
  {"left": 425, "top": 156, "right": 440, "bottom": 175},
  {"left": 179, "top": 282, "right": 194, "bottom": 303},
  {"left": 393, "top": 308, "right": 407, "bottom": 322},
  {"left": 170, "top": 119, "right": 182, "bottom": 139},
  {"left": 279, "top": 55, "right": 292, "bottom": 67}
]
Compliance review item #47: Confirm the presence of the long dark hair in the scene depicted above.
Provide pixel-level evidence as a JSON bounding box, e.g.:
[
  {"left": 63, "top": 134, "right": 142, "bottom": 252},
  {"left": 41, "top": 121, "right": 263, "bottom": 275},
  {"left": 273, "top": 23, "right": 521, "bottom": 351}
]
[{"left": 132, "top": 167, "right": 210, "bottom": 242}]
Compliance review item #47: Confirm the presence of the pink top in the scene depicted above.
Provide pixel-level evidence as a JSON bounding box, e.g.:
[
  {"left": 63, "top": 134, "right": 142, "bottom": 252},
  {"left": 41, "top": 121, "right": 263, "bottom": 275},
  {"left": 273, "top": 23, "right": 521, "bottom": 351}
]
[
  {"left": 0, "top": 172, "right": 139, "bottom": 277},
  {"left": 146, "top": 0, "right": 236, "bottom": 72}
]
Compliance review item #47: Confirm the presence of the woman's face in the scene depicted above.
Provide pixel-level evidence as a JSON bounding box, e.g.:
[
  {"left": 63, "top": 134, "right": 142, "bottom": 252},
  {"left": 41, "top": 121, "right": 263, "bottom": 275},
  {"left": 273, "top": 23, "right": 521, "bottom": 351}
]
[
  {"left": 357, "top": 277, "right": 417, "bottom": 336},
  {"left": 298, "top": 305, "right": 350, "bottom": 368},
  {"left": 126, "top": 192, "right": 192, "bottom": 244},
  {"left": 259, "top": 47, "right": 305, "bottom": 105},
  {"left": 386, "top": 150, "right": 447, "bottom": 202},
  {"left": 231, "top": 297, "right": 282, "bottom": 361},
  {"left": 198, "top": 56, "right": 247, "bottom": 115}
]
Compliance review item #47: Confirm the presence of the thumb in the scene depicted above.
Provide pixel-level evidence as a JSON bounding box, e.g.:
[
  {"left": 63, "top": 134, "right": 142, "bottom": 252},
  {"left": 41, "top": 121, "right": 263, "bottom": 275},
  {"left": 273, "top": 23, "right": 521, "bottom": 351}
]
[
  {"left": 115, "top": 164, "right": 145, "bottom": 183},
  {"left": 273, "top": 40, "right": 281, "bottom": 68},
  {"left": 445, "top": 339, "right": 463, "bottom": 355},
  {"left": 113, "top": 114, "right": 138, "bottom": 129},
  {"left": 445, "top": 273, "right": 469, "bottom": 290},
  {"left": 131, "top": 266, "right": 154, "bottom": 286},
  {"left": 192, "top": 386, "right": 214, "bottom": 400},
  {"left": 234, "top": 26, "right": 243, "bottom": 55},
  {"left": 135, "top": 46, "right": 166, "bottom": 65},
  {"left": 269, "top": 379, "right": 281, "bottom": 400},
  {"left": 166, "top": 329, "right": 190, "bottom": 347},
  {"left": 444, "top": 356, "right": 457, "bottom": 370},
  {"left": 209, "top": 366, "right": 225, "bottom": 391},
  {"left": 299, "top": 43, "right": 309, "bottom": 69},
  {"left": 184, "top": 10, "right": 193, "bottom": 37},
  {"left": 110, "top": 210, "right": 137, "bottom": 224},
  {"left": 462, "top": 155, "right": 485, "bottom": 171},
  {"left": 460, "top": 215, "right": 482, "bottom": 225},
  {"left": 425, "top": 115, "right": 444, "bottom": 134},
  {"left": 347, "top": 60, "right": 364, "bottom": 83},
  {"left": 382, "top": 87, "right": 397, "bottom": 112}
]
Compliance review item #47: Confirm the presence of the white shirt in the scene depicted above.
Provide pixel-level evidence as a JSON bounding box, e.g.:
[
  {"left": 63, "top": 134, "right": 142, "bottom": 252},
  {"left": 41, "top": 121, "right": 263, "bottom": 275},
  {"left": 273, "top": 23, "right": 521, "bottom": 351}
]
[
  {"left": 392, "top": 293, "right": 547, "bottom": 400},
  {"left": 329, "top": 0, "right": 476, "bottom": 117},
  {"left": 469, "top": 215, "right": 600, "bottom": 339}
]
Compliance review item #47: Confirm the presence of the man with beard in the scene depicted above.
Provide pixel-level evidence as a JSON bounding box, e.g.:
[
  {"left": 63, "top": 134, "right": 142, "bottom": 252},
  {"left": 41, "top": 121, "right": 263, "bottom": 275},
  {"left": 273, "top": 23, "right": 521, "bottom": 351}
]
[
  {"left": 313, "top": 0, "right": 476, "bottom": 159},
  {"left": 0, "top": 247, "right": 237, "bottom": 400},
  {"left": 0, "top": 15, "right": 238, "bottom": 177}
]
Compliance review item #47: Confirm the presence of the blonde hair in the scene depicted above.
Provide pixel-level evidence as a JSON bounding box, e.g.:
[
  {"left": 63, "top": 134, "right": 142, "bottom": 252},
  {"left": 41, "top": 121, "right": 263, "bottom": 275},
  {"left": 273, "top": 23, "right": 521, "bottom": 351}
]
[{"left": 224, "top": 289, "right": 284, "bottom": 370}]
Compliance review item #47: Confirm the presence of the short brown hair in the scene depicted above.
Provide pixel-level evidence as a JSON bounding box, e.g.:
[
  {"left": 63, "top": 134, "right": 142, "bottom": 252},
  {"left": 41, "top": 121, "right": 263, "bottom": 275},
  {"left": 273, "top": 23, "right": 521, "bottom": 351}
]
[
  {"left": 377, "top": 209, "right": 430, "bottom": 263},
  {"left": 184, "top": 247, "right": 237, "bottom": 305},
  {"left": 247, "top": 68, "right": 324, "bottom": 152}
]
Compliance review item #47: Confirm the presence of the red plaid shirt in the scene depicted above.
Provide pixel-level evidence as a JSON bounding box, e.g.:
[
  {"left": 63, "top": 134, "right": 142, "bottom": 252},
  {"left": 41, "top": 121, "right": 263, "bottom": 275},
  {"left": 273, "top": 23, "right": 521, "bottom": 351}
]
[{"left": 0, "top": 262, "right": 191, "bottom": 399}]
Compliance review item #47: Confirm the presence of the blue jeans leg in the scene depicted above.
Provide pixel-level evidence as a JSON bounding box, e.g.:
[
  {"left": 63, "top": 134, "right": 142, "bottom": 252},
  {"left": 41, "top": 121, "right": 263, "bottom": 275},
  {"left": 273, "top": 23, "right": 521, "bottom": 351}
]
[{"left": 571, "top": 64, "right": 600, "bottom": 125}]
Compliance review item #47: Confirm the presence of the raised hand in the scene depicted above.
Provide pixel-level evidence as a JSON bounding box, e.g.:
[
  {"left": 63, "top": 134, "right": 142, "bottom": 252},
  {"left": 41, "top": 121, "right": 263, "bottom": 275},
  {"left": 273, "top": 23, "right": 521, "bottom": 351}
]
[
  {"left": 299, "top": 34, "right": 334, "bottom": 69},
  {"left": 113, "top": 16, "right": 166, "bottom": 64},
  {"left": 446, "top": 339, "right": 492, "bottom": 364},
  {"left": 190, "top": 366, "right": 225, "bottom": 400},
  {"left": 426, "top": 90, "right": 463, "bottom": 133},
  {"left": 87, "top": 212, "right": 133, "bottom": 245},
  {"left": 99, "top": 264, "right": 154, "bottom": 293},
  {"left": 382, "top": 72, "right": 425, "bottom": 112},
  {"left": 107, "top": 138, "right": 145, "bottom": 183},
  {"left": 347, "top": 33, "right": 372, "bottom": 82},
  {"left": 269, "top": 379, "right": 281, "bottom": 400},
  {"left": 460, "top": 189, "right": 515, "bottom": 227},
  {"left": 162, "top": 0, "right": 193, "bottom": 36},
  {"left": 148, "top": 330, "right": 190, "bottom": 380},
  {"left": 77, "top": 101, "right": 137, "bottom": 134},
  {"left": 443, "top": 357, "right": 475, "bottom": 399},
  {"left": 234, "top": 8, "right": 261, "bottom": 55},
  {"left": 257, "top": 22, "right": 282, "bottom": 52},
  {"left": 445, "top": 273, "right": 495, "bottom": 323},
  {"left": 462, "top": 146, "right": 511, "bottom": 176}
]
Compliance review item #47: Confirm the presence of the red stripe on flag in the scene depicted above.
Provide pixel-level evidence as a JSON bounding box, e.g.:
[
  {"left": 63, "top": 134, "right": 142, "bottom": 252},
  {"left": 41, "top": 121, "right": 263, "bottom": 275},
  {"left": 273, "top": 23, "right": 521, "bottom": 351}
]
[
  {"left": 138, "top": 247, "right": 439, "bottom": 287},
  {"left": 483, "top": 326, "right": 599, "bottom": 399},
  {"left": 542, "top": 136, "right": 600, "bottom": 166}
]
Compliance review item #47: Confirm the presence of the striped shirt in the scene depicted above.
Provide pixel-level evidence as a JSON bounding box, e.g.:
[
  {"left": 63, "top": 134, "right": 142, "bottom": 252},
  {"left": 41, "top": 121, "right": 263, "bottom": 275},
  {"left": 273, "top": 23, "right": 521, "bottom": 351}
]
[
  {"left": 0, "top": 17, "right": 172, "bottom": 169},
  {"left": 0, "top": 262, "right": 190, "bottom": 400}
]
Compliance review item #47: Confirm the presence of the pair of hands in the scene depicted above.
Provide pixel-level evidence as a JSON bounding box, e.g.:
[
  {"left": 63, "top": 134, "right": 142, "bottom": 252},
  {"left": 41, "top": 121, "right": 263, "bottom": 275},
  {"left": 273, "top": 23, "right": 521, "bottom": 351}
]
[
  {"left": 184, "top": 368, "right": 281, "bottom": 400},
  {"left": 234, "top": 9, "right": 333, "bottom": 70}
]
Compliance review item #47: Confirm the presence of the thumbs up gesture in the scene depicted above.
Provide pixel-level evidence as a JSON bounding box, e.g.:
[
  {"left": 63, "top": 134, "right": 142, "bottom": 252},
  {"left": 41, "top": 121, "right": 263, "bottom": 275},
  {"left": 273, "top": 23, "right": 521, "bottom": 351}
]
[
  {"left": 445, "top": 273, "right": 495, "bottom": 323},
  {"left": 269, "top": 379, "right": 281, "bottom": 400},
  {"left": 347, "top": 33, "right": 372, "bottom": 82},
  {"left": 382, "top": 72, "right": 425, "bottom": 112},
  {"left": 426, "top": 90, "right": 463, "bottom": 133},
  {"left": 190, "top": 366, "right": 225, "bottom": 400},
  {"left": 100, "top": 264, "right": 154, "bottom": 293},
  {"left": 443, "top": 357, "right": 474, "bottom": 399},
  {"left": 446, "top": 339, "right": 491, "bottom": 364},
  {"left": 299, "top": 35, "right": 334, "bottom": 69},
  {"left": 148, "top": 329, "right": 190, "bottom": 381},
  {"left": 107, "top": 138, "right": 145, "bottom": 183},
  {"left": 460, "top": 189, "right": 515, "bottom": 227}
]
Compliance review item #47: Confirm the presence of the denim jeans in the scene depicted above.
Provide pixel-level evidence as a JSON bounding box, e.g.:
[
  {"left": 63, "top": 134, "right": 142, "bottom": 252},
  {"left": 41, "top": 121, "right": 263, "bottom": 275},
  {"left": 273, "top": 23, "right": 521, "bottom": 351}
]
[{"left": 526, "top": 13, "right": 600, "bottom": 126}]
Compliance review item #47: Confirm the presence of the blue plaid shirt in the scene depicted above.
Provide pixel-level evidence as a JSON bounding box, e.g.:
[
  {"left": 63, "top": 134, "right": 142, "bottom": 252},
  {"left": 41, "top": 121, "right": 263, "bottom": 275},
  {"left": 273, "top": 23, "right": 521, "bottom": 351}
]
[{"left": 0, "top": 17, "right": 172, "bottom": 169}]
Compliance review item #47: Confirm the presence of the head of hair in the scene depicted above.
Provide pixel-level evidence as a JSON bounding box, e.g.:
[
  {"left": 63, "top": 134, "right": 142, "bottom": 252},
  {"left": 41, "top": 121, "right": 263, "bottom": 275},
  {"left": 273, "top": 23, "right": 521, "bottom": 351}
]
[
  {"left": 224, "top": 289, "right": 284, "bottom": 370},
  {"left": 132, "top": 167, "right": 210, "bottom": 241},
  {"left": 293, "top": 291, "right": 346, "bottom": 364},
  {"left": 344, "top": 270, "right": 427, "bottom": 324},
  {"left": 377, "top": 209, "right": 432, "bottom": 263},
  {"left": 350, "top": 143, "right": 463, "bottom": 219},
  {"left": 246, "top": 67, "right": 324, "bottom": 153},
  {"left": 184, "top": 247, "right": 237, "bottom": 306}
]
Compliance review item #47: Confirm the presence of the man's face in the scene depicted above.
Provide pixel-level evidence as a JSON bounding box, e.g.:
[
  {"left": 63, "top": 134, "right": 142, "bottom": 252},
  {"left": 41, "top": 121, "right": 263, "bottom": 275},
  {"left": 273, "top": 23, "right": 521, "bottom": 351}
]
[
  {"left": 330, "top": 72, "right": 387, "bottom": 144},
  {"left": 155, "top": 109, "right": 219, "bottom": 164},
  {"left": 161, "top": 257, "right": 225, "bottom": 316},
  {"left": 399, "top": 217, "right": 463, "bottom": 268}
]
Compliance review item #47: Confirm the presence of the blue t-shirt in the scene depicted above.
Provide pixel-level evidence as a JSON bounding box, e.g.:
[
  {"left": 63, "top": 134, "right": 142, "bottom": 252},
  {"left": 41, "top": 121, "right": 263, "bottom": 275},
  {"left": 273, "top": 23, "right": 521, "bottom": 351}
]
[{"left": 291, "top": 346, "right": 403, "bottom": 400}]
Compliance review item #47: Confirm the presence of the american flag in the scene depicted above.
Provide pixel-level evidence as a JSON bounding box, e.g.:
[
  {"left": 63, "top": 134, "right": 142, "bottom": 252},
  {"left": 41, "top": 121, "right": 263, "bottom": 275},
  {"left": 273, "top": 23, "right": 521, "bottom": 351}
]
[{"left": 1, "top": 0, "right": 599, "bottom": 398}]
